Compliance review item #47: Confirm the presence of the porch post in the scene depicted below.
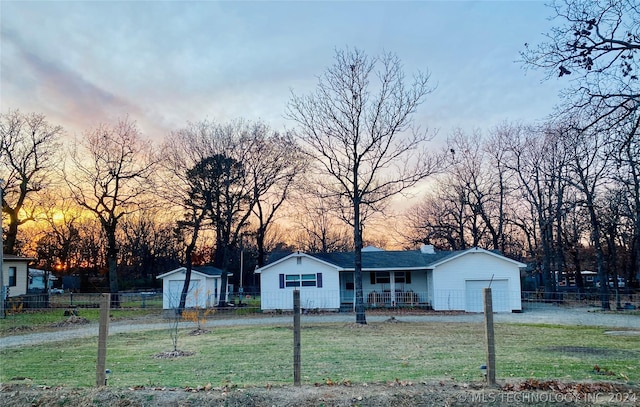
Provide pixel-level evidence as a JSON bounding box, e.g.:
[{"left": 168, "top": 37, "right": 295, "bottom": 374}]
[{"left": 390, "top": 272, "right": 396, "bottom": 307}]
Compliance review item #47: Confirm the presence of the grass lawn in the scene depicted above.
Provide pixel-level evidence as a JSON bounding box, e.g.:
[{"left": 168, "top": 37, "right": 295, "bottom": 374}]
[{"left": 1, "top": 321, "right": 638, "bottom": 388}]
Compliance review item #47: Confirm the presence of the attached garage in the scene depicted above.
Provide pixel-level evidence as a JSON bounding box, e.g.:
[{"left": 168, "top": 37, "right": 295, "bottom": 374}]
[
  {"left": 464, "top": 279, "right": 510, "bottom": 313},
  {"left": 430, "top": 247, "right": 524, "bottom": 313}
]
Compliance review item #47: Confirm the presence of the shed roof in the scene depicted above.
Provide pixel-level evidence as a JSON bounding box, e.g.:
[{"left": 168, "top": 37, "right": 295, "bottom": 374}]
[{"left": 157, "top": 266, "right": 231, "bottom": 279}]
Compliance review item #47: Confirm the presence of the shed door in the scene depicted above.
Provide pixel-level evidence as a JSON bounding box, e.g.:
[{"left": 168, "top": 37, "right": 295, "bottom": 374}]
[
  {"left": 168, "top": 279, "right": 201, "bottom": 309},
  {"left": 465, "top": 279, "right": 509, "bottom": 312}
]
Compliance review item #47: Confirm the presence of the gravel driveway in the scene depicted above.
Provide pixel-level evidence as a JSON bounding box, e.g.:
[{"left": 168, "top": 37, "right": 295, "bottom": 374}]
[{"left": 1, "top": 303, "right": 638, "bottom": 350}]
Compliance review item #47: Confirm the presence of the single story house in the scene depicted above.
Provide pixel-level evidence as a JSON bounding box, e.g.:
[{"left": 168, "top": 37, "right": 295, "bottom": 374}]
[
  {"left": 2, "top": 254, "right": 35, "bottom": 298},
  {"left": 256, "top": 245, "right": 525, "bottom": 313},
  {"left": 157, "top": 266, "right": 232, "bottom": 309}
]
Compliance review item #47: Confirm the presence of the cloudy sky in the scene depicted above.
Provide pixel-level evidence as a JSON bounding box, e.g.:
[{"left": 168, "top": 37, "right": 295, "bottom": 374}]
[{"left": 1, "top": 0, "right": 565, "bottom": 143}]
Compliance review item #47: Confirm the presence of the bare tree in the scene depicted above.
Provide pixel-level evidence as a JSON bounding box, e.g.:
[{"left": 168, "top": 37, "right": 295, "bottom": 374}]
[
  {"left": 522, "top": 0, "right": 640, "bottom": 289},
  {"left": 289, "top": 186, "right": 353, "bottom": 253},
  {"left": 287, "top": 47, "right": 439, "bottom": 324},
  {"left": 503, "top": 124, "right": 571, "bottom": 300},
  {"left": 65, "top": 117, "right": 157, "bottom": 307},
  {"left": 560, "top": 119, "right": 615, "bottom": 309},
  {"left": 521, "top": 0, "right": 639, "bottom": 129},
  {"left": 159, "top": 124, "right": 214, "bottom": 313},
  {"left": 0, "top": 110, "right": 62, "bottom": 254},
  {"left": 244, "top": 124, "right": 305, "bottom": 268}
]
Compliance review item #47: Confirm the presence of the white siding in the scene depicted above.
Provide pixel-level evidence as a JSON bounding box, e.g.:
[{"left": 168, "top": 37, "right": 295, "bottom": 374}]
[
  {"left": 260, "top": 255, "right": 340, "bottom": 311},
  {"left": 432, "top": 251, "right": 521, "bottom": 312},
  {"left": 2, "top": 260, "right": 29, "bottom": 297}
]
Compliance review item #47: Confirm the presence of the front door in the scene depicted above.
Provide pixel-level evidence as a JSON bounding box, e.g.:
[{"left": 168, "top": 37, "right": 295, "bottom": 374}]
[{"left": 340, "top": 272, "right": 354, "bottom": 305}]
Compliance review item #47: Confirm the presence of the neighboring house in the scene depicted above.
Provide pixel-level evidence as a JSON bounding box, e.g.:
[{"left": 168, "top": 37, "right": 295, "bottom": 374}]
[
  {"left": 28, "top": 268, "right": 59, "bottom": 293},
  {"left": 256, "top": 245, "right": 525, "bottom": 313},
  {"left": 157, "top": 266, "right": 232, "bottom": 309},
  {"left": 2, "top": 254, "right": 35, "bottom": 298}
]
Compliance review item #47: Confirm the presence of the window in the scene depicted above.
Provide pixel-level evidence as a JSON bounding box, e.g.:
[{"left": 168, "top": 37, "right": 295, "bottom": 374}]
[
  {"left": 285, "top": 274, "right": 300, "bottom": 287},
  {"left": 301, "top": 274, "right": 316, "bottom": 287},
  {"left": 371, "top": 272, "right": 390, "bottom": 284},
  {"left": 9, "top": 267, "right": 17, "bottom": 287},
  {"left": 280, "top": 273, "right": 323, "bottom": 288},
  {"left": 395, "top": 271, "right": 412, "bottom": 284}
]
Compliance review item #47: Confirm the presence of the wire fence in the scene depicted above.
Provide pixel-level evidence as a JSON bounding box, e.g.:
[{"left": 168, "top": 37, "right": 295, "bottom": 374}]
[
  {"left": 0, "top": 290, "right": 638, "bottom": 389},
  {"left": 6, "top": 288, "right": 638, "bottom": 315}
]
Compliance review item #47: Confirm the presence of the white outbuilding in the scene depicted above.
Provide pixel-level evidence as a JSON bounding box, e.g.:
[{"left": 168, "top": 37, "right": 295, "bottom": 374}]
[{"left": 157, "top": 266, "right": 232, "bottom": 309}]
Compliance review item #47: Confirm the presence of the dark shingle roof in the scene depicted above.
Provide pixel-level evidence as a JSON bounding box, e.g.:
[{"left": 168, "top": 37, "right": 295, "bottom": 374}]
[
  {"left": 192, "top": 266, "right": 227, "bottom": 276},
  {"left": 308, "top": 250, "right": 464, "bottom": 270}
]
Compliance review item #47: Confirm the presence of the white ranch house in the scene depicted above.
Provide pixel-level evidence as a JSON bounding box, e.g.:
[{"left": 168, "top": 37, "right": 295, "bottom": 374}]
[
  {"left": 157, "top": 266, "right": 232, "bottom": 309},
  {"left": 257, "top": 245, "right": 524, "bottom": 313}
]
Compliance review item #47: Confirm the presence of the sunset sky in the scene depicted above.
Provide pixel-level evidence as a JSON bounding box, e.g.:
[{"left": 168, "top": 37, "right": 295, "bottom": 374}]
[{"left": 2, "top": 0, "right": 565, "bottom": 144}]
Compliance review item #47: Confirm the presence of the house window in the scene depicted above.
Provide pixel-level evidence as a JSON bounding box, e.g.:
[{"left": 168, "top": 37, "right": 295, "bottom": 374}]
[
  {"left": 9, "top": 267, "right": 17, "bottom": 287},
  {"left": 285, "top": 274, "right": 300, "bottom": 287},
  {"left": 286, "top": 274, "right": 317, "bottom": 287},
  {"left": 371, "top": 272, "right": 390, "bottom": 284},
  {"left": 280, "top": 273, "right": 323, "bottom": 288},
  {"left": 395, "top": 271, "right": 412, "bottom": 284},
  {"left": 296, "top": 257, "right": 302, "bottom": 265},
  {"left": 301, "top": 274, "right": 316, "bottom": 287}
]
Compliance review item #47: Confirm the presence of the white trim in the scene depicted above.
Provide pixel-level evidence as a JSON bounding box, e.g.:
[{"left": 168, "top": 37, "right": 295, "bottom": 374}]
[
  {"left": 256, "top": 253, "right": 341, "bottom": 274},
  {"left": 428, "top": 247, "right": 527, "bottom": 269}
]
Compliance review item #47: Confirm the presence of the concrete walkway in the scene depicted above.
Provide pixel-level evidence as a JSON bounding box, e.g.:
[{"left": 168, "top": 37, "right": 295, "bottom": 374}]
[{"left": 1, "top": 304, "right": 638, "bottom": 350}]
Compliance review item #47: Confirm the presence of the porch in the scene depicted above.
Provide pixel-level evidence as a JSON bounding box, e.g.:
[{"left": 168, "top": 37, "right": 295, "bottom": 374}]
[{"left": 339, "top": 270, "right": 432, "bottom": 310}]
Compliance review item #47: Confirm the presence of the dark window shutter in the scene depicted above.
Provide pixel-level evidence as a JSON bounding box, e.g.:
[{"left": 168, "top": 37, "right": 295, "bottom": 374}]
[
  {"left": 406, "top": 272, "right": 412, "bottom": 284},
  {"left": 279, "top": 274, "right": 285, "bottom": 289},
  {"left": 370, "top": 272, "right": 376, "bottom": 285},
  {"left": 317, "top": 273, "right": 323, "bottom": 288}
]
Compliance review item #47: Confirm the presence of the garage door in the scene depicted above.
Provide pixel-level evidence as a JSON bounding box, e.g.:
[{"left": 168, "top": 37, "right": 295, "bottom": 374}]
[
  {"left": 168, "top": 280, "right": 201, "bottom": 309},
  {"left": 465, "top": 279, "right": 510, "bottom": 313}
]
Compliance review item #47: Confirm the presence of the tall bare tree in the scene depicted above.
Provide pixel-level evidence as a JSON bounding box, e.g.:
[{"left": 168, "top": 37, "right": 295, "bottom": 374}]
[
  {"left": 287, "top": 47, "right": 438, "bottom": 324},
  {"left": 560, "top": 119, "right": 615, "bottom": 309},
  {"left": 159, "top": 125, "right": 213, "bottom": 313},
  {"left": 65, "top": 117, "right": 156, "bottom": 307},
  {"left": 289, "top": 186, "right": 353, "bottom": 253},
  {"left": 0, "top": 110, "right": 62, "bottom": 254},
  {"left": 244, "top": 124, "right": 304, "bottom": 268}
]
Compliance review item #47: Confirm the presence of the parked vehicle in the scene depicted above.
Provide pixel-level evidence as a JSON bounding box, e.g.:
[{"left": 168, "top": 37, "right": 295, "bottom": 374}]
[{"left": 595, "top": 277, "right": 626, "bottom": 288}]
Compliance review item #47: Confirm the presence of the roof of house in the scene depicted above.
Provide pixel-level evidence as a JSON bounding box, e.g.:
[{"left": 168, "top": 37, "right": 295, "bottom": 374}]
[
  {"left": 2, "top": 254, "right": 36, "bottom": 262},
  {"left": 258, "top": 247, "right": 526, "bottom": 272},
  {"left": 309, "top": 250, "right": 460, "bottom": 270},
  {"left": 157, "top": 266, "right": 231, "bottom": 279}
]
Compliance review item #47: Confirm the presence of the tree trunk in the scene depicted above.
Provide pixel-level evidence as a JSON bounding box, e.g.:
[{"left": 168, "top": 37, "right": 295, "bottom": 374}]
[
  {"left": 353, "top": 194, "right": 366, "bottom": 324},
  {"left": 178, "top": 243, "right": 195, "bottom": 314},
  {"left": 5, "top": 210, "right": 19, "bottom": 255},
  {"left": 107, "top": 239, "right": 120, "bottom": 308}
]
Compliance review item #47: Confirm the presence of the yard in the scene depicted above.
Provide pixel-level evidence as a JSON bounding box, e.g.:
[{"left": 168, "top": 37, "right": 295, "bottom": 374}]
[{"left": 1, "top": 307, "right": 638, "bottom": 406}]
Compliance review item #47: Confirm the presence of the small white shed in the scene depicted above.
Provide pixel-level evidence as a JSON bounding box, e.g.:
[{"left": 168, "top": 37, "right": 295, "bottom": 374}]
[{"left": 157, "top": 266, "right": 232, "bottom": 309}]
